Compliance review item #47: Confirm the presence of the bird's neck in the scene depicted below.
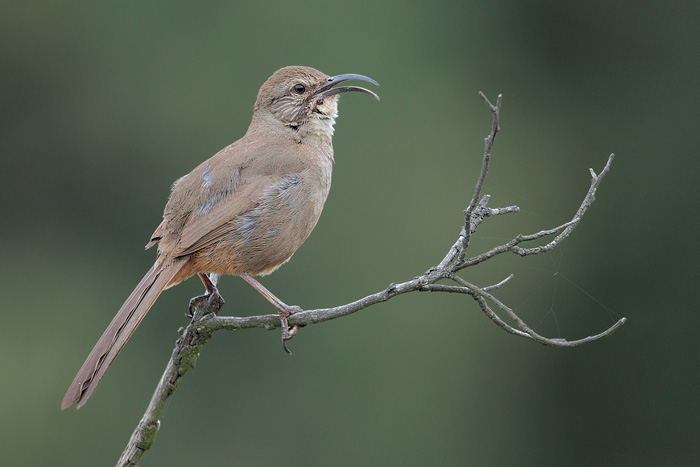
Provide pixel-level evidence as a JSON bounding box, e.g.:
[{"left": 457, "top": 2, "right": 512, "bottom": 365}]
[
  {"left": 299, "top": 124, "right": 335, "bottom": 164},
  {"left": 248, "top": 113, "right": 336, "bottom": 161},
  {"left": 296, "top": 115, "right": 336, "bottom": 162}
]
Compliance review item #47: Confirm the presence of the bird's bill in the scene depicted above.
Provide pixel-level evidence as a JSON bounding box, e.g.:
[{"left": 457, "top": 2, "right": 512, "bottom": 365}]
[{"left": 314, "top": 73, "right": 380, "bottom": 101}]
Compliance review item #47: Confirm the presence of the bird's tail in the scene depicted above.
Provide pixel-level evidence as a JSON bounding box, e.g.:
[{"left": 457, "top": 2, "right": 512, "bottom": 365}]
[{"left": 61, "top": 258, "right": 185, "bottom": 409}]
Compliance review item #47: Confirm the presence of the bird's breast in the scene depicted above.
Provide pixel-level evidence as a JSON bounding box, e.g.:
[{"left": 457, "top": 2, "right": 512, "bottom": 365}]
[{"left": 224, "top": 162, "right": 331, "bottom": 276}]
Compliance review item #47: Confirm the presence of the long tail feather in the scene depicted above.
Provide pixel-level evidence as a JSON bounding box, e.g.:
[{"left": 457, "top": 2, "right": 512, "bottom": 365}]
[{"left": 61, "top": 258, "right": 185, "bottom": 409}]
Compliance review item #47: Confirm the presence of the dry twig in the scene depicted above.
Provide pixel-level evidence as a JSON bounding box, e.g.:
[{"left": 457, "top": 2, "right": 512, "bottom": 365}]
[{"left": 117, "top": 93, "right": 625, "bottom": 466}]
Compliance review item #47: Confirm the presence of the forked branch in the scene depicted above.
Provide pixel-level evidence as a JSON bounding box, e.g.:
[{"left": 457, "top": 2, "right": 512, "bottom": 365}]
[{"left": 117, "top": 94, "right": 625, "bottom": 466}]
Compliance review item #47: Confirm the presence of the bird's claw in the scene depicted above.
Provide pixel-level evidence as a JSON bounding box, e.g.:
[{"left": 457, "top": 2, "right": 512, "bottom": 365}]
[
  {"left": 187, "top": 285, "right": 224, "bottom": 319},
  {"left": 279, "top": 305, "right": 302, "bottom": 354},
  {"left": 186, "top": 294, "right": 208, "bottom": 317}
]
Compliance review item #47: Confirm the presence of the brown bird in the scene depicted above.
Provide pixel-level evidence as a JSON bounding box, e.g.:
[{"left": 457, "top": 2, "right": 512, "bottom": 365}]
[{"left": 61, "top": 66, "right": 379, "bottom": 409}]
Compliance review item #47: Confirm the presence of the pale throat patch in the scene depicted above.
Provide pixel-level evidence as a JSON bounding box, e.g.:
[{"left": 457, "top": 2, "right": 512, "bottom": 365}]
[
  {"left": 308, "top": 114, "right": 337, "bottom": 137},
  {"left": 309, "top": 98, "right": 339, "bottom": 137}
]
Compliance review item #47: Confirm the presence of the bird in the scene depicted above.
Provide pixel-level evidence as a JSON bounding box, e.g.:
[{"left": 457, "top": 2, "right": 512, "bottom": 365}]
[{"left": 61, "top": 66, "right": 379, "bottom": 409}]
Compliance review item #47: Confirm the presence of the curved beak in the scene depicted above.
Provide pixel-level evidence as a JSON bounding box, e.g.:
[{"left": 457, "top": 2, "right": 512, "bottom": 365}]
[{"left": 314, "top": 73, "right": 380, "bottom": 101}]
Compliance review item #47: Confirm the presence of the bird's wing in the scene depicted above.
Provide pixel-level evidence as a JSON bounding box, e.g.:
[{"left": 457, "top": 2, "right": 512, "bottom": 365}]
[
  {"left": 154, "top": 138, "right": 306, "bottom": 259},
  {"left": 173, "top": 173, "right": 278, "bottom": 257}
]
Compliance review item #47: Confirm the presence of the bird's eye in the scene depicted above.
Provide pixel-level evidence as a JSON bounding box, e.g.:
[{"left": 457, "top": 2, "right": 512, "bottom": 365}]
[{"left": 293, "top": 83, "right": 306, "bottom": 94}]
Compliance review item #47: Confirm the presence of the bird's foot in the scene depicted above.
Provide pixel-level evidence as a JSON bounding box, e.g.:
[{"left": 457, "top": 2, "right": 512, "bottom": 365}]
[
  {"left": 186, "top": 295, "right": 207, "bottom": 317},
  {"left": 187, "top": 273, "right": 224, "bottom": 318},
  {"left": 278, "top": 305, "right": 302, "bottom": 355},
  {"left": 187, "top": 291, "right": 225, "bottom": 319}
]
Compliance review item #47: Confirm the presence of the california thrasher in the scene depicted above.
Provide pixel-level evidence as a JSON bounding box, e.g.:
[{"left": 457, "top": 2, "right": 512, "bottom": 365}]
[{"left": 61, "top": 66, "right": 379, "bottom": 409}]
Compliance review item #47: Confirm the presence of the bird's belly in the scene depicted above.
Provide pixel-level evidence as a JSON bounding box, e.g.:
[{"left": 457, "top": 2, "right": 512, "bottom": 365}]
[{"left": 206, "top": 173, "right": 327, "bottom": 276}]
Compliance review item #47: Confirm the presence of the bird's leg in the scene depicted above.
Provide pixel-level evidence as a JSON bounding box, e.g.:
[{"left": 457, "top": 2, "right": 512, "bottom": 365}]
[
  {"left": 187, "top": 273, "right": 222, "bottom": 317},
  {"left": 200, "top": 272, "right": 220, "bottom": 295},
  {"left": 240, "top": 272, "right": 301, "bottom": 354}
]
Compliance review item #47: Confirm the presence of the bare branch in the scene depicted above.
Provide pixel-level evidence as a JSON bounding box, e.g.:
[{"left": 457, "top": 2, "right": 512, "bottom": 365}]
[
  {"left": 457, "top": 153, "right": 613, "bottom": 268},
  {"left": 482, "top": 274, "right": 514, "bottom": 291},
  {"left": 450, "top": 274, "right": 626, "bottom": 346},
  {"left": 117, "top": 292, "right": 225, "bottom": 467},
  {"left": 461, "top": 93, "right": 502, "bottom": 258},
  {"left": 473, "top": 295, "right": 532, "bottom": 339},
  {"left": 486, "top": 205, "right": 520, "bottom": 216},
  {"left": 436, "top": 227, "right": 466, "bottom": 270},
  {"left": 119, "top": 95, "right": 624, "bottom": 465}
]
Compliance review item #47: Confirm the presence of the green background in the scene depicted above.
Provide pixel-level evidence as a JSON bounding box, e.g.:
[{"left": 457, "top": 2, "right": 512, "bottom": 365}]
[{"left": 2, "top": 1, "right": 698, "bottom": 465}]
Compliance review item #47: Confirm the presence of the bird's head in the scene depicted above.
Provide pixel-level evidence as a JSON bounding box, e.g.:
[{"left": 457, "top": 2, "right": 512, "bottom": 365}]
[{"left": 252, "top": 66, "right": 379, "bottom": 139}]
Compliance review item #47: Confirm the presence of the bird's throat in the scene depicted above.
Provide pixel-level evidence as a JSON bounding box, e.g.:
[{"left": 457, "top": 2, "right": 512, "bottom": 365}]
[{"left": 306, "top": 114, "right": 337, "bottom": 138}]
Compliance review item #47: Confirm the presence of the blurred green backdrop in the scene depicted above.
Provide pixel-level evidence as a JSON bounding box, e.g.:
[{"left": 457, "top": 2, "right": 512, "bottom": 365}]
[{"left": 2, "top": 1, "right": 698, "bottom": 465}]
